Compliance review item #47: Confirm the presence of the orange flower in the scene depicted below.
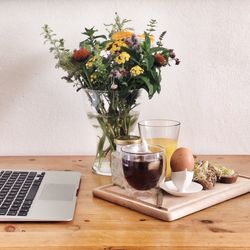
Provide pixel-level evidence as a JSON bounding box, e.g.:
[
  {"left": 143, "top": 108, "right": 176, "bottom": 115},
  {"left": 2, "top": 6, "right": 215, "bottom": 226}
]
[
  {"left": 72, "top": 48, "right": 90, "bottom": 61},
  {"left": 137, "top": 34, "right": 154, "bottom": 43},
  {"left": 111, "top": 30, "right": 133, "bottom": 41},
  {"left": 154, "top": 54, "right": 167, "bottom": 67}
]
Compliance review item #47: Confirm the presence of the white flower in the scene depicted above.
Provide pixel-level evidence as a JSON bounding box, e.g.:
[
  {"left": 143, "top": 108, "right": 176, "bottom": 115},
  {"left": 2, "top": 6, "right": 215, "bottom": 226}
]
[
  {"left": 100, "top": 50, "right": 110, "bottom": 58},
  {"left": 111, "top": 83, "right": 118, "bottom": 90}
]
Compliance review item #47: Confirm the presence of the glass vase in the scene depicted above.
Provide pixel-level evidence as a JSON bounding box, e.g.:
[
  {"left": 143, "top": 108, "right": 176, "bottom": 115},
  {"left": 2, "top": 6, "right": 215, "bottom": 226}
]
[{"left": 82, "top": 89, "right": 141, "bottom": 176}]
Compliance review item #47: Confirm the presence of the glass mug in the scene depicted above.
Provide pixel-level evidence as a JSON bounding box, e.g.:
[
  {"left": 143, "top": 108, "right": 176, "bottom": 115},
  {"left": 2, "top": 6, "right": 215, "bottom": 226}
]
[
  {"left": 121, "top": 144, "right": 165, "bottom": 198},
  {"left": 138, "top": 119, "right": 180, "bottom": 178}
]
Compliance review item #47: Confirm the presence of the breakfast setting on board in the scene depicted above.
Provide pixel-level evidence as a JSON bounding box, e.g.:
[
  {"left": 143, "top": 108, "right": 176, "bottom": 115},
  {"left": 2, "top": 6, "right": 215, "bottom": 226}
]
[{"left": 92, "top": 126, "right": 247, "bottom": 221}]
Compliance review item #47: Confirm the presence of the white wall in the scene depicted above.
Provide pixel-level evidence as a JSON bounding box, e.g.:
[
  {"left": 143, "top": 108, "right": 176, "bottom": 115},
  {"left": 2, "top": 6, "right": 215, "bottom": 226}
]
[{"left": 0, "top": 0, "right": 249, "bottom": 156}]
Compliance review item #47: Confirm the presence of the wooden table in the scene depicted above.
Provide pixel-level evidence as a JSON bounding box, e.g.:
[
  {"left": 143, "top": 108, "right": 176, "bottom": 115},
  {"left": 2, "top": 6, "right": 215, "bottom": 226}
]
[{"left": 0, "top": 155, "right": 249, "bottom": 250}]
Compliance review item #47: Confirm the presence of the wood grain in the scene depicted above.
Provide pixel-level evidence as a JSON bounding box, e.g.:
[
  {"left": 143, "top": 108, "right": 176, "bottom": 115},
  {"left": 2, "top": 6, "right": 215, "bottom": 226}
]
[{"left": 0, "top": 155, "right": 249, "bottom": 250}]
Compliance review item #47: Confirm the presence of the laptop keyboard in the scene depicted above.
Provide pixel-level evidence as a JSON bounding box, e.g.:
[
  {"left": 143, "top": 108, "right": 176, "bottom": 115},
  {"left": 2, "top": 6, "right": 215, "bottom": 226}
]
[{"left": 0, "top": 171, "right": 45, "bottom": 216}]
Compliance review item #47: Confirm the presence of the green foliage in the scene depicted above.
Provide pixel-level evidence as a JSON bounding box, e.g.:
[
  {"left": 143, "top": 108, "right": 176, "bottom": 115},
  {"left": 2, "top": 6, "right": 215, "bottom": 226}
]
[
  {"left": 157, "top": 31, "right": 167, "bottom": 47},
  {"left": 146, "top": 19, "right": 157, "bottom": 34},
  {"left": 42, "top": 14, "right": 179, "bottom": 98},
  {"left": 104, "top": 12, "right": 133, "bottom": 36},
  {"left": 80, "top": 27, "right": 106, "bottom": 48},
  {"left": 42, "top": 24, "right": 68, "bottom": 59}
]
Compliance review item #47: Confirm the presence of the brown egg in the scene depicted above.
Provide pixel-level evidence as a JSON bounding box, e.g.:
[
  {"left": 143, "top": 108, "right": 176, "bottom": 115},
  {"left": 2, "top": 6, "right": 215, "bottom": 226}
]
[{"left": 170, "top": 147, "right": 194, "bottom": 172}]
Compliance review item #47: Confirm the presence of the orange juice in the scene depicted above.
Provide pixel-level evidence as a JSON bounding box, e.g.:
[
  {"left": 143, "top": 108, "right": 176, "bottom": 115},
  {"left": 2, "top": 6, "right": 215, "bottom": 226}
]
[{"left": 146, "top": 138, "right": 177, "bottom": 178}]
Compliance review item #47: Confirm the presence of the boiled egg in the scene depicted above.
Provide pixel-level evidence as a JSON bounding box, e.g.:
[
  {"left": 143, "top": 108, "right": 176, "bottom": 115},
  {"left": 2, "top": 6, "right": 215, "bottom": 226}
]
[{"left": 170, "top": 147, "right": 194, "bottom": 172}]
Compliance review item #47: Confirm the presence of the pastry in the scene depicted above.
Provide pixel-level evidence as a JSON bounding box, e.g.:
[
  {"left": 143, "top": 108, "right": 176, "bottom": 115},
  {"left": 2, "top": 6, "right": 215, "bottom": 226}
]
[
  {"left": 208, "top": 163, "right": 238, "bottom": 184},
  {"left": 193, "top": 161, "right": 217, "bottom": 190},
  {"left": 193, "top": 160, "right": 238, "bottom": 189}
]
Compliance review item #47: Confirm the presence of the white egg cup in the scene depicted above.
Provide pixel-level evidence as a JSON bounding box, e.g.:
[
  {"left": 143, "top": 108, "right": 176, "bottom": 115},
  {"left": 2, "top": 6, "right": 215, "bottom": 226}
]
[{"left": 171, "top": 169, "right": 194, "bottom": 192}]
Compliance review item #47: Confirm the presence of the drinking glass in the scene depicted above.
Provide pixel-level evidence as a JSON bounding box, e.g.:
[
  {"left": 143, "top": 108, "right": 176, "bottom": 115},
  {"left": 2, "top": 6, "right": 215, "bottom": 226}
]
[
  {"left": 138, "top": 119, "right": 180, "bottom": 178},
  {"left": 122, "top": 144, "right": 165, "bottom": 199}
]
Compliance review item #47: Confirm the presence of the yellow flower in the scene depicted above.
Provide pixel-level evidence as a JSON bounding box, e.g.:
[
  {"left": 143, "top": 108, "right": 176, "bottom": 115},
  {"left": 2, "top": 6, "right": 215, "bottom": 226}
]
[
  {"left": 110, "top": 40, "right": 127, "bottom": 54},
  {"left": 90, "top": 73, "right": 97, "bottom": 82},
  {"left": 86, "top": 56, "right": 96, "bottom": 69},
  {"left": 105, "top": 42, "right": 113, "bottom": 50},
  {"left": 115, "top": 52, "right": 130, "bottom": 64},
  {"left": 130, "top": 65, "right": 144, "bottom": 76},
  {"left": 111, "top": 30, "right": 133, "bottom": 41}
]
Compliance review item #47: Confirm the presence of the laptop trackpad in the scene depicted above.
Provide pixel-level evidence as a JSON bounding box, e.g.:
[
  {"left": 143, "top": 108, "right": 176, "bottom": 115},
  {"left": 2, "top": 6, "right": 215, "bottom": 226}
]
[{"left": 39, "top": 184, "right": 75, "bottom": 201}]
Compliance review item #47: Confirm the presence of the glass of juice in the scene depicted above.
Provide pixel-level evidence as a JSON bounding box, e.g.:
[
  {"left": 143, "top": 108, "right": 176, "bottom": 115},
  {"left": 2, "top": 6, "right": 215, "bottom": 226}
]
[
  {"left": 138, "top": 119, "right": 180, "bottom": 178},
  {"left": 122, "top": 144, "right": 165, "bottom": 198}
]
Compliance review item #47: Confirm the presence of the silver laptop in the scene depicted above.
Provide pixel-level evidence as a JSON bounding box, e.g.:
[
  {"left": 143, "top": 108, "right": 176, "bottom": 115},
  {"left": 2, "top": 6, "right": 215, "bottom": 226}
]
[{"left": 0, "top": 170, "right": 81, "bottom": 221}]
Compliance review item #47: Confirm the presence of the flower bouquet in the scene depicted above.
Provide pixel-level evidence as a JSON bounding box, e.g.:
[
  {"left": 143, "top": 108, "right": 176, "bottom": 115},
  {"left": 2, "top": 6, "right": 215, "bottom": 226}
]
[{"left": 42, "top": 14, "right": 179, "bottom": 175}]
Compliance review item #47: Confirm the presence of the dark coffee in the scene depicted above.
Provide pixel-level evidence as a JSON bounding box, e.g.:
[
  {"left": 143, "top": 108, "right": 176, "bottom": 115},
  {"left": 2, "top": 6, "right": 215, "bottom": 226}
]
[{"left": 122, "top": 157, "right": 163, "bottom": 190}]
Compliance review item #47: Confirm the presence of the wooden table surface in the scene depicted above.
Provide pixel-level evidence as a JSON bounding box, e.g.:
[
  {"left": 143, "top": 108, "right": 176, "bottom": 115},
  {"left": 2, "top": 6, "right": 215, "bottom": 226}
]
[{"left": 0, "top": 155, "right": 249, "bottom": 250}]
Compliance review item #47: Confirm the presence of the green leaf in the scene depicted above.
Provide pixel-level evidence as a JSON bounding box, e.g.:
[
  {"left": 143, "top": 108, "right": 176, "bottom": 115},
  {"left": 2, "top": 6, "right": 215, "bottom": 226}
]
[
  {"left": 142, "top": 32, "right": 151, "bottom": 53},
  {"left": 149, "top": 70, "right": 161, "bottom": 93},
  {"left": 93, "top": 35, "right": 107, "bottom": 40},
  {"left": 150, "top": 69, "right": 159, "bottom": 82},
  {"left": 82, "top": 27, "right": 98, "bottom": 37},
  {"left": 139, "top": 75, "right": 155, "bottom": 97},
  {"left": 144, "top": 55, "right": 154, "bottom": 70}
]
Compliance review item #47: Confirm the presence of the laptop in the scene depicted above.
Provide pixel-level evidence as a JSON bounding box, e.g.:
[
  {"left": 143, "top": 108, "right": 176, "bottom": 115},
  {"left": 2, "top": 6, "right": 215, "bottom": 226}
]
[{"left": 0, "top": 169, "right": 81, "bottom": 221}]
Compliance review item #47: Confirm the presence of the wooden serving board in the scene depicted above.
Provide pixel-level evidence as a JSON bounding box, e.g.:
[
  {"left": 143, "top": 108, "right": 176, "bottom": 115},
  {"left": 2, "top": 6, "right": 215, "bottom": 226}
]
[{"left": 93, "top": 176, "right": 250, "bottom": 221}]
